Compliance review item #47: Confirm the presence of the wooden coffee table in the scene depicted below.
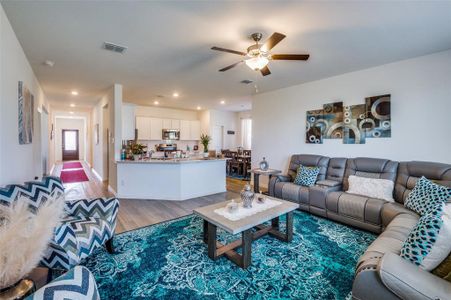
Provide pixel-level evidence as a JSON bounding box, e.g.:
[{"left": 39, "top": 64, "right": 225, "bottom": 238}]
[{"left": 193, "top": 196, "right": 298, "bottom": 269}]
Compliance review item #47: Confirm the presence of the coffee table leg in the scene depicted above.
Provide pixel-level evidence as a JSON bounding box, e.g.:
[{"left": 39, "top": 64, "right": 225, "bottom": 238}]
[
  {"left": 242, "top": 229, "right": 252, "bottom": 268},
  {"left": 203, "top": 219, "right": 208, "bottom": 243},
  {"left": 253, "top": 173, "right": 260, "bottom": 193},
  {"left": 271, "top": 217, "right": 280, "bottom": 230},
  {"left": 207, "top": 222, "right": 218, "bottom": 260},
  {"left": 286, "top": 212, "right": 293, "bottom": 242}
]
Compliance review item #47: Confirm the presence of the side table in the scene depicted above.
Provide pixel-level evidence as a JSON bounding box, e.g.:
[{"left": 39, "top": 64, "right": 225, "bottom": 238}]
[{"left": 251, "top": 168, "right": 281, "bottom": 193}]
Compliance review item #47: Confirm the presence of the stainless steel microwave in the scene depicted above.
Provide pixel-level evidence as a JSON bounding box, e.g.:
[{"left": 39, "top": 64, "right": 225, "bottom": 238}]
[{"left": 162, "top": 129, "right": 180, "bottom": 140}]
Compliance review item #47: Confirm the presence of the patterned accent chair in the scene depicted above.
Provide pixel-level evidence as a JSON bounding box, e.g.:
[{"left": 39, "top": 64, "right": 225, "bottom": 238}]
[
  {"left": 0, "top": 176, "right": 119, "bottom": 270},
  {"left": 26, "top": 266, "right": 99, "bottom": 300}
]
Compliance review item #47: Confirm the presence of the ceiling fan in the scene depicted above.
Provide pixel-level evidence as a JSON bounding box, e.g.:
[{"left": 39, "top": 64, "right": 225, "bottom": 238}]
[{"left": 211, "top": 32, "right": 309, "bottom": 76}]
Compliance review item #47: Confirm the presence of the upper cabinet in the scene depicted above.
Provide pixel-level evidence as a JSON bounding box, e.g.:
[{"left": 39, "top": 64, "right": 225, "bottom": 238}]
[
  {"left": 122, "top": 104, "right": 136, "bottom": 140},
  {"left": 136, "top": 116, "right": 151, "bottom": 140},
  {"left": 189, "top": 120, "right": 201, "bottom": 140},
  {"left": 134, "top": 117, "right": 200, "bottom": 141}
]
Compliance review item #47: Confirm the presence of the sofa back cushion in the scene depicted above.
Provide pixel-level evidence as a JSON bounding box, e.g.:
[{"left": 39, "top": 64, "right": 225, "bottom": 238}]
[
  {"left": 395, "top": 161, "right": 451, "bottom": 204},
  {"left": 326, "top": 157, "right": 347, "bottom": 183},
  {"left": 343, "top": 157, "right": 399, "bottom": 191},
  {"left": 0, "top": 176, "right": 64, "bottom": 212},
  {"left": 288, "top": 154, "right": 330, "bottom": 182}
]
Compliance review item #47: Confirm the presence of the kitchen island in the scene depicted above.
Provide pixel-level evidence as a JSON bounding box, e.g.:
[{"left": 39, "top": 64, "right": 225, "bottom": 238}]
[{"left": 116, "top": 158, "right": 227, "bottom": 200}]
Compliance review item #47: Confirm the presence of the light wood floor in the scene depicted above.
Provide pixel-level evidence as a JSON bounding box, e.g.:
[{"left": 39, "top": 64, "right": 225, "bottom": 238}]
[{"left": 53, "top": 161, "right": 248, "bottom": 233}]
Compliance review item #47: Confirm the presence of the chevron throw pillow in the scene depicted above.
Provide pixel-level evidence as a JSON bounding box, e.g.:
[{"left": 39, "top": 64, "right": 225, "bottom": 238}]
[
  {"left": 404, "top": 176, "right": 451, "bottom": 216},
  {"left": 294, "top": 165, "right": 320, "bottom": 187}
]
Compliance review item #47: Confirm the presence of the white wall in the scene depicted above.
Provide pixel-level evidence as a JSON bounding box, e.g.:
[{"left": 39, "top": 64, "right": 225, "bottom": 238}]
[
  {"left": 0, "top": 5, "right": 49, "bottom": 185},
  {"left": 91, "top": 84, "right": 122, "bottom": 194},
  {"left": 208, "top": 110, "right": 241, "bottom": 151},
  {"left": 252, "top": 50, "right": 451, "bottom": 178},
  {"left": 54, "top": 118, "right": 86, "bottom": 161}
]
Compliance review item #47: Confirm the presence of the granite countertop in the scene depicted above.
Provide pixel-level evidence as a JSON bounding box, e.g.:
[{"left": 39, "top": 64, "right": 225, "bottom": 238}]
[{"left": 116, "top": 157, "right": 229, "bottom": 164}]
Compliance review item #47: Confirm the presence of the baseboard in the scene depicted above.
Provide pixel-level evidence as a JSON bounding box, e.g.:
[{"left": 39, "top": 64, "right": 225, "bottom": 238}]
[
  {"left": 91, "top": 168, "right": 103, "bottom": 181},
  {"left": 108, "top": 185, "right": 117, "bottom": 196}
]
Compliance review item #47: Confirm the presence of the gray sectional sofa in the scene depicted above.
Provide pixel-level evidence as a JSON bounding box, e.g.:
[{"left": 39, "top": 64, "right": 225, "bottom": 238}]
[{"left": 269, "top": 155, "right": 451, "bottom": 300}]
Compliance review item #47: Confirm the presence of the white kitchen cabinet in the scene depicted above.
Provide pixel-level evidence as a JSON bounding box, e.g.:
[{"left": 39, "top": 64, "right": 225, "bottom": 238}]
[
  {"left": 162, "top": 119, "right": 172, "bottom": 129},
  {"left": 150, "top": 118, "right": 163, "bottom": 140},
  {"left": 136, "top": 116, "right": 151, "bottom": 140},
  {"left": 122, "top": 103, "right": 136, "bottom": 140},
  {"left": 190, "top": 120, "right": 201, "bottom": 140},
  {"left": 180, "top": 120, "right": 191, "bottom": 140},
  {"left": 171, "top": 119, "right": 180, "bottom": 130}
]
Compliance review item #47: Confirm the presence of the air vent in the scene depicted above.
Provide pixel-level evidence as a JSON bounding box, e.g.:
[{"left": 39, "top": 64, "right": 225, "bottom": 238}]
[
  {"left": 102, "top": 42, "right": 128, "bottom": 54},
  {"left": 240, "top": 79, "right": 253, "bottom": 84}
]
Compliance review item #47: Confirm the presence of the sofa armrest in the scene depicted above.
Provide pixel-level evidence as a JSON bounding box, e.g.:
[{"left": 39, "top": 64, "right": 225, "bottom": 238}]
[
  {"left": 26, "top": 266, "right": 99, "bottom": 300},
  {"left": 268, "top": 175, "right": 292, "bottom": 196},
  {"left": 65, "top": 197, "right": 119, "bottom": 226},
  {"left": 379, "top": 253, "right": 451, "bottom": 300}
]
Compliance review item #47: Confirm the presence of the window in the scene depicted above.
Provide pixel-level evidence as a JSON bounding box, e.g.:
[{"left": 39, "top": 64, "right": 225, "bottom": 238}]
[{"left": 241, "top": 118, "right": 252, "bottom": 150}]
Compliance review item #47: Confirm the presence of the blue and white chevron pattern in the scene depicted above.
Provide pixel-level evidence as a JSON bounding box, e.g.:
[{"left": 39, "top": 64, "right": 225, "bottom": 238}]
[
  {"left": 0, "top": 177, "right": 119, "bottom": 270},
  {"left": 0, "top": 176, "right": 64, "bottom": 211},
  {"left": 26, "top": 266, "right": 100, "bottom": 300}
]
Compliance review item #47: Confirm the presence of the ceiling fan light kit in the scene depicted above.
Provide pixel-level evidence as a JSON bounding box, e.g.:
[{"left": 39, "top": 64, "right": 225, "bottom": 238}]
[{"left": 212, "top": 32, "right": 309, "bottom": 76}]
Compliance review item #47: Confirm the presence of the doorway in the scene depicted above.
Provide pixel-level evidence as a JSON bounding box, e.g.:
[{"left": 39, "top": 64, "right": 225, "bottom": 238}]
[
  {"left": 62, "top": 129, "right": 79, "bottom": 161},
  {"left": 212, "top": 125, "right": 224, "bottom": 151}
]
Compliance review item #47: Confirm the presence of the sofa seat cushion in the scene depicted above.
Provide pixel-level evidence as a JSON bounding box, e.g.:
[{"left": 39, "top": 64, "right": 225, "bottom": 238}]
[
  {"left": 54, "top": 217, "right": 113, "bottom": 261},
  {"left": 357, "top": 213, "right": 419, "bottom": 270},
  {"left": 326, "top": 191, "right": 386, "bottom": 226},
  {"left": 273, "top": 182, "right": 309, "bottom": 204}
]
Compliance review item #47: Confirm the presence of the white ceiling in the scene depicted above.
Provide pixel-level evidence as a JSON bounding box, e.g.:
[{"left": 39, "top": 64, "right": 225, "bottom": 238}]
[{"left": 2, "top": 1, "right": 451, "bottom": 112}]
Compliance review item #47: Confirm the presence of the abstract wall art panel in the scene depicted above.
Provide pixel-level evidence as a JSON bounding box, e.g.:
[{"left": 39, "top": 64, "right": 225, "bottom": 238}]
[
  {"left": 322, "top": 101, "right": 344, "bottom": 139},
  {"left": 306, "top": 109, "right": 324, "bottom": 144},
  {"left": 305, "top": 95, "right": 391, "bottom": 144},
  {"left": 364, "top": 94, "right": 391, "bottom": 139},
  {"left": 18, "top": 81, "right": 34, "bottom": 144}
]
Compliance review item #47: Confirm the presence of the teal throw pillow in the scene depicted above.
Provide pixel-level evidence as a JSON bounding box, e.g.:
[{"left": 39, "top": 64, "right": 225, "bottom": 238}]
[
  {"left": 294, "top": 165, "right": 320, "bottom": 187},
  {"left": 404, "top": 176, "right": 451, "bottom": 216}
]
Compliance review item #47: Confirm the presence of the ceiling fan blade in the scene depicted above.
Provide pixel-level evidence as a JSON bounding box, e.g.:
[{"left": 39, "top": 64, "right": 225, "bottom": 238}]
[
  {"left": 261, "top": 32, "right": 286, "bottom": 52},
  {"left": 271, "top": 54, "right": 310, "bottom": 60},
  {"left": 219, "top": 61, "right": 243, "bottom": 72},
  {"left": 211, "top": 46, "right": 246, "bottom": 56},
  {"left": 260, "top": 66, "right": 271, "bottom": 76}
]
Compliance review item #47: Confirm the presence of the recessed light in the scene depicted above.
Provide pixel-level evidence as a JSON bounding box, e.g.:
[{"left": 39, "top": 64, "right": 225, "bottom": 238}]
[
  {"left": 69, "top": 111, "right": 74, "bottom": 114},
  {"left": 71, "top": 91, "right": 78, "bottom": 96},
  {"left": 44, "top": 60, "right": 55, "bottom": 67},
  {"left": 196, "top": 106, "right": 201, "bottom": 110},
  {"left": 70, "top": 103, "right": 75, "bottom": 107},
  {"left": 154, "top": 100, "right": 159, "bottom": 105},
  {"left": 172, "top": 92, "right": 179, "bottom": 98},
  {"left": 220, "top": 100, "right": 225, "bottom": 105}
]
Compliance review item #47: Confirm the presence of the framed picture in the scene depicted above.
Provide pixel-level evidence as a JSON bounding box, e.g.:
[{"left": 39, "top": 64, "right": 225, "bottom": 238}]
[
  {"left": 18, "top": 81, "right": 34, "bottom": 144},
  {"left": 95, "top": 124, "right": 100, "bottom": 145}
]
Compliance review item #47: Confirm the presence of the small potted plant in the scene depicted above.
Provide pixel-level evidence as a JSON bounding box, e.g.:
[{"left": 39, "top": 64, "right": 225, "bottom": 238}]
[
  {"left": 200, "top": 134, "right": 211, "bottom": 158},
  {"left": 130, "top": 143, "right": 146, "bottom": 161}
]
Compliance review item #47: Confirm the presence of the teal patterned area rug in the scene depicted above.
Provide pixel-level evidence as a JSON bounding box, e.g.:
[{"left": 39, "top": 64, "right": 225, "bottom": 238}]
[{"left": 82, "top": 211, "right": 376, "bottom": 299}]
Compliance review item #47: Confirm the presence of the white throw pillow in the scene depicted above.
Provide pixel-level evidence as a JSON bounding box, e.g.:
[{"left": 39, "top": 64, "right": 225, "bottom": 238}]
[{"left": 346, "top": 175, "right": 394, "bottom": 201}]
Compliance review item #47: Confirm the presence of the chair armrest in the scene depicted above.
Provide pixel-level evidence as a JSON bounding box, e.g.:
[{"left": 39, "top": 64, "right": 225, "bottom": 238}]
[
  {"left": 26, "top": 266, "right": 99, "bottom": 300},
  {"left": 268, "top": 175, "right": 292, "bottom": 196},
  {"left": 316, "top": 179, "right": 342, "bottom": 188},
  {"left": 65, "top": 197, "right": 119, "bottom": 226},
  {"left": 378, "top": 252, "right": 451, "bottom": 300}
]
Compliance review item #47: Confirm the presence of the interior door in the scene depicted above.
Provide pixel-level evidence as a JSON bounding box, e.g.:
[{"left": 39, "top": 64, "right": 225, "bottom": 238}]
[{"left": 62, "top": 129, "right": 79, "bottom": 161}]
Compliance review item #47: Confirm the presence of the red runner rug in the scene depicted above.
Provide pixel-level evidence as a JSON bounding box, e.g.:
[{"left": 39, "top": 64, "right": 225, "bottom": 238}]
[
  {"left": 60, "top": 169, "right": 89, "bottom": 183},
  {"left": 63, "top": 162, "right": 83, "bottom": 169}
]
